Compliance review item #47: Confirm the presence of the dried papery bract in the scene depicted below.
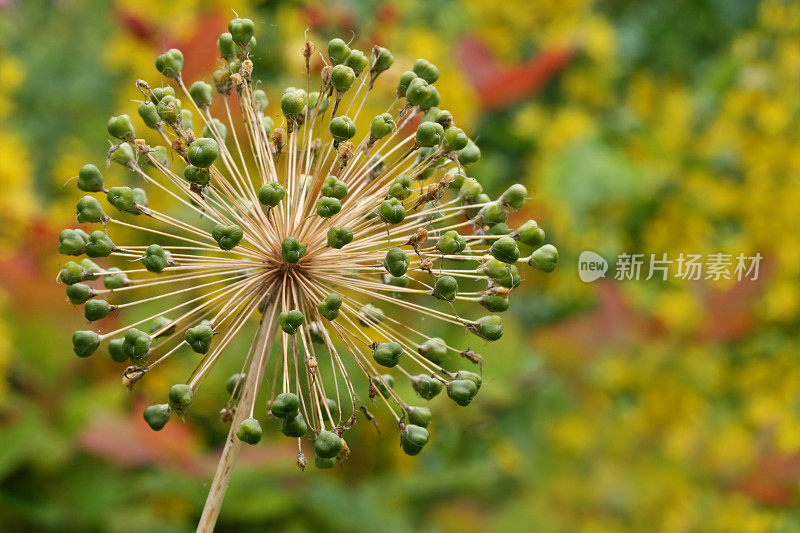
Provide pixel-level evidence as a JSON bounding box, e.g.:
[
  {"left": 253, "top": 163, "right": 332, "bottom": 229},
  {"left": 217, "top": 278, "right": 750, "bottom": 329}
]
[{"left": 58, "top": 16, "right": 558, "bottom": 531}]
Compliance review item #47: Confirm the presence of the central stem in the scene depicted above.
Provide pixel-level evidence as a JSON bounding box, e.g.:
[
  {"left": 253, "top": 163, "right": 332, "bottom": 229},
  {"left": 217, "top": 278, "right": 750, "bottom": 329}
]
[{"left": 196, "top": 301, "right": 279, "bottom": 532}]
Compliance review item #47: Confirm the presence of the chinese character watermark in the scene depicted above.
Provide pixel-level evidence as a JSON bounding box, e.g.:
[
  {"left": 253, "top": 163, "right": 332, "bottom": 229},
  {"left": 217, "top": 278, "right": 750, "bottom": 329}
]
[{"left": 579, "top": 251, "right": 762, "bottom": 282}]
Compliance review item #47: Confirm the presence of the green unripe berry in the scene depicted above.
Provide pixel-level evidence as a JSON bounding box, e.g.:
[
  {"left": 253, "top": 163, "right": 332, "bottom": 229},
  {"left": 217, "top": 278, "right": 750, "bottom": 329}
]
[
  {"left": 122, "top": 328, "right": 151, "bottom": 362},
  {"left": 371, "top": 46, "right": 394, "bottom": 74},
  {"left": 211, "top": 224, "right": 243, "bottom": 250},
  {"left": 329, "top": 116, "right": 357, "bottom": 142},
  {"left": 142, "top": 244, "right": 171, "bottom": 273},
  {"left": 321, "top": 175, "right": 348, "bottom": 199},
  {"left": 80, "top": 259, "right": 101, "bottom": 280},
  {"left": 107, "top": 114, "right": 135, "bottom": 141},
  {"left": 316, "top": 196, "right": 342, "bottom": 218},
  {"left": 108, "top": 338, "right": 127, "bottom": 363},
  {"left": 66, "top": 283, "right": 94, "bottom": 305},
  {"left": 156, "top": 95, "right": 182, "bottom": 123},
  {"left": 217, "top": 32, "right": 236, "bottom": 60},
  {"left": 412, "top": 374, "right": 443, "bottom": 400},
  {"left": 514, "top": 220, "right": 545, "bottom": 246},
  {"left": 85, "top": 230, "right": 115, "bottom": 258},
  {"left": 76, "top": 195, "right": 105, "bottom": 223},
  {"left": 280, "top": 88, "right": 307, "bottom": 118},
  {"left": 60, "top": 261, "right": 86, "bottom": 285},
  {"left": 103, "top": 267, "right": 131, "bottom": 289},
  {"left": 480, "top": 293, "right": 510, "bottom": 312},
  {"left": 388, "top": 174, "right": 412, "bottom": 200},
  {"left": 491, "top": 236, "right": 520, "bottom": 264},
  {"left": 228, "top": 18, "right": 255, "bottom": 45},
  {"left": 257, "top": 181, "right": 286, "bottom": 207},
  {"left": 437, "top": 230, "right": 466, "bottom": 255},
  {"left": 59, "top": 229, "right": 86, "bottom": 256},
  {"left": 184, "top": 165, "right": 211, "bottom": 188},
  {"left": 418, "top": 337, "right": 447, "bottom": 364},
  {"left": 480, "top": 203, "right": 508, "bottom": 226},
  {"left": 447, "top": 379, "right": 479, "bottom": 406},
  {"left": 137, "top": 101, "right": 161, "bottom": 129},
  {"left": 420, "top": 86, "right": 440, "bottom": 110},
  {"left": 187, "top": 138, "right": 219, "bottom": 168},
  {"left": 327, "top": 38, "right": 351, "bottom": 65},
  {"left": 457, "top": 139, "right": 481, "bottom": 165},
  {"left": 280, "top": 237, "right": 307, "bottom": 264},
  {"left": 456, "top": 370, "right": 482, "bottom": 389},
  {"left": 84, "top": 299, "right": 111, "bottom": 321},
  {"left": 150, "top": 316, "right": 174, "bottom": 337},
  {"left": 379, "top": 197, "right": 405, "bottom": 224},
  {"left": 433, "top": 275, "right": 458, "bottom": 301},
  {"left": 185, "top": 324, "right": 214, "bottom": 354},
  {"left": 323, "top": 398, "right": 340, "bottom": 422},
  {"left": 168, "top": 384, "right": 193, "bottom": 412},
  {"left": 373, "top": 341, "right": 402, "bottom": 367},
  {"left": 384, "top": 248, "right": 410, "bottom": 277},
  {"left": 489, "top": 223, "right": 511, "bottom": 236},
  {"left": 406, "top": 77, "right": 431, "bottom": 106},
  {"left": 225, "top": 373, "right": 245, "bottom": 395},
  {"left": 397, "top": 70, "right": 417, "bottom": 97},
  {"left": 413, "top": 58, "right": 439, "bottom": 84},
  {"left": 496, "top": 265, "right": 521, "bottom": 289},
  {"left": 278, "top": 309, "right": 304, "bottom": 334},
  {"left": 271, "top": 392, "right": 300, "bottom": 419},
  {"left": 77, "top": 164, "right": 104, "bottom": 192},
  {"left": 326, "top": 227, "right": 353, "bottom": 249},
  {"left": 331, "top": 64, "right": 356, "bottom": 93},
  {"left": 458, "top": 178, "right": 483, "bottom": 202},
  {"left": 344, "top": 49, "right": 368, "bottom": 76},
  {"left": 236, "top": 417, "right": 262, "bottom": 445},
  {"left": 318, "top": 293, "right": 343, "bottom": 321},
  {"left": 443, "top": 127, "right": 469, "bottom": 151},
  {"left": 106, "top": 186, "right": 137, "bottom": 213},
  {"left": 189, "top": 81, "right": 213, "bottom": 108},
  {"left": 72, "top": 330, "right": 100, "bottom": 357},
  {"left": 529, "top": 244, "right": 559, "bottom": 272},
  {"left": 416, "top": 121, "right": 444, "bottom": 147},
  {"left": 502, "top": 184, "right": 528, "bottom": 209},
  {"left": 314, "top": 430, "right": 343, "bottom": 459},
  {"left": 315, "top": 456, "right": 336, "bottom": 469},
  {"left": 143, "top": 404, "right": 171, "bottom": 431},
  {"left": 471, "top": 315, "right": 503, "bottom": 341},
  {"left": 150, "top": 86, "right": 175, "bottom": 104},
  {"left": 109, "top": 142, "right": 136, "bottom": 168},
  {"left": 281, "top": 412, "right": 308, "bottom": 437},
  {"left": 369, "top": 112, "right": 395, "bottom": 140},
  {"left": 155, "top": 48, "right": 184, "bottom": 78},
  {"left": 358, "top": 304, "right": 384, "bottom": 326},
  {"left": 406, "top": 406, "right": 432, "bottom": 428},
  {"left": 400, "top": 424, "right": 430, "bottom": 456}
]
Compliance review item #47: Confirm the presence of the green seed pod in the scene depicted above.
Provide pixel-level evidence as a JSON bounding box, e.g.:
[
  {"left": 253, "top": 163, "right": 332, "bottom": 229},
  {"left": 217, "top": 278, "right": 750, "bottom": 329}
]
[
  {"left": 236, "top": 417, "right": 262, "bottom": 445},
  {"left": 280, "top": 88, "right": 307, "bottom": 118},
  {"left": 379, "top": 197, "right": 405, "bottom": 224},
  {"left": 281, "top": 412, "right": 308, "bottom": 437},
  {"left": 406, "top": 406, "right": 432, "bottom": 428},
  {"left": 155, "top": 48, "right": 184, "bottom": 78},
  {"left": 211, "top": 224, "right": 244, "bottom": 250},
  {"left": 108, "top": 338, "right": 127, "bottom": 363},
  {"left": 85, "top": 230, "right": 115, "bottom": 258},
  {"left": 384, "top": 248, "right": 410, "bottom": 277},
  {"left": 437, "top": 230, "right": 466, "bottom": 255},
  {"left": 279, "top": 309, "right": 304, "bottom": 334},
  {"left": 189, "top": 81, "right": 213, "bottom": 108},
  {"left": 358, "top": 304, "right": 384, "bottom": 326},
  {"left": 187, "top": 138, "right": 219, "bottom": 168},
  {"left": 447, "top": 379, "right": 479, "bottom": 406},
  {"left": 406, "top": 77, "right": 431, "bottom": 106},
  {"left": 107, "top": 114, "right": 135, "bottom": 141},
  {"left": 514, "top": 220, "right": 545, "bottom": 247},
  {"left": 413, "top": 58, "right": 439, "bottom": 84},
  {"left": 458, "top": 178, "right": 483, "bottom": 202},
  {"left": 496, "top": 265, "right": 521, "bottom": 289},
  {"left": 72, "top": 330, "right": 100, "bottom": 357},
  {"left": 150, "top": 86, "right": 175, "bottom": 104},
  {"left": 137, "top": 101, "right": 161, "bottom": 129},
  {"left": 180, "top": 109, "right": 193, "bottom": 131},
  {"left": 280, "top": 237, "right": 307, "bottom": 264},
  {"left": 76, "top": 196, "right": 105, "bottom": 223},
  {"left": 443, "top": 127, "right": 469, "bottom": 151},
  {"left": 316, "top": 196, "right": 342, "bottom": 218},
  {"left": 307, "top": 91, "right": 328, "bottom": 113},
  {"left": 142, "top": 244, "right": 171, "bottom": 273},
  {"left": 257, "top": 181, "right": 286, "bottom": 207},
  {"left": 102, "top": 267, "right": 131, "bottom": 290},
  {"left": 397, "top": 70, "right": 417, "bottom": 97},
  {"left": 373, "top": 341, "right": 402, "bottom": 367},
  {"left": 66, "top": 283, "right": 94, "bottom": 305},
  {"left": 106, "top": 186, "right": 136, "bottom": 213},
  {"left": 308, "top": 321, "right": 326, "bottom": 343},
  {"left": 326, "top": 227, "right": 353, "bottom": 249},
  {"left": 388, "top": 174, "right": 412, "bottom": 200},
  {"left": 433, "top": 275, "right": 458, "bottom": 301},
  {"left": 228, "top": 17, "right": 255, "bottom": 45},
  {"left": 491, "top": 236, "right": 520, "bottom": 264},
  {"left": 84, "top": 299, "right": 111, "bottom": 321},
  {"left": 146, "top": 146, "right": 168, "bottom": 168},
  {"left": 384, "top": 274, "right": 410, "bottom": 288},
  {"left": 480, "top": 293, "right": 510, "bottom": 312},
  {"left": 400, "top": 424, "right": 430, "bottom": 456},
  {"left": 271, "top": 392, "right": 300, "bottom": 419},
  {"left": 374, "top": 374, "right": 394, "bottom": 397},
  {"left": 262, "top": 114, "right": 275, "bottom": 135},
  {"left": 529, "top": 244, "right": 559, "bottom": 272},
  {"left": 225, "top": 372, "right": 244, "bottom": 395},
  {"left": 344, "top": 49, "right": 368, "bottom": 76},
  {"left": 60, "top": 261, "right": 86, "bottom": 285},
  {"left": 109, "top": 142, "right": 136, "bottom": 168},
  {"left": 213, "top": 68, "right": 232, "bottom": 93},
  {"left": 132, "top": 187, "right": 148, "bottom": 212},
  {"left": 185, "top": 323, "right": 214, "bottom": 354},
  {"left": 472, "top": 315, "right": 503, "bottom": 341},
  {"left": 481, "top": 258, "right": 509, "bottom": 279},
  {"left": 318, "top": 293, "right": 343, "bottom": 321},
  {"left": 502, "top": 184, "right": 528, "bottom": 209},
  {"left": 252, "top": 89, "right": 268, "bottom": 111},
  {"left": 420, "top": 86, "right": 440, "bottom": 110},
  {"left": 416, "top": 121, "right": 444, "bottom": 147},
  {"left": 168, "top": 384, "right": 193, "bottom": 412},
  {"left": 184, "top": 165, "right": 211, "bottom": 188},
  {"left": 367, "top": 113, "right": 395, "bottom": 142},
  {"left": 412, "top": 374, "right": 443, "bottom": 400},
  {"left": 457, "top": 139, "right": 481, "bottom": 165},
  {"left": 59, "top": 229, "right": 86, "bottom": 256},
  {"left": 331, "top": 65, "right": 356, "bottom": 95},
  {"left": 418, "top": 337, "right": 447, "bottom": 364},
  {"left": 456, "top": 370, "right": 482, "bottom": 390},
  {"left": 122, "top": 328, "right": 151, "bottom": 362},
  {"left": 314, "top": 430, "right": 343, "bottom": 459},
  {"left": 217, "top": 32, "right": 236, "bottom": 60},
  {"left": 77, "top": 164, "right": 104, "bottom": 192},
  {"left": 327, "top": 38, "right": 351, "bottom": 65},
  {"left": 156, "top": 95, "right": 182, "bottom": 123},
  {"left": 321, "top": 175, "right": 348, "bottom": 199},
  {"left": 480, "top": 203, "right": 508, "bottom": 226},
  {"left": 489, "top": 223, "right": 511, "bottom": 236},
  {"left": 371, "top": 46, "right": 394, "bottom": 74},
  {"left": 315, "top": 456, "right": 336, "bottom": 469},
  {"left": 323, "top": 398, "right": 340, "bottom": 422},
  {"left": 143, "top": 404, "right": 171, "bottom": 431},
  {"left": 329, "top": 116, "right": 357, "bottom": 142},
  {"left": 80, "top": 258, "right": 101, "bottom": 280}
]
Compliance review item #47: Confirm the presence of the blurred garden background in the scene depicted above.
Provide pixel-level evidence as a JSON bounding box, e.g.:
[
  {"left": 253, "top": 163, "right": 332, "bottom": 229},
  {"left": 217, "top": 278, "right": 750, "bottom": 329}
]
[{"left": 2, "top": 0, "right": 800, "bottom": 531}]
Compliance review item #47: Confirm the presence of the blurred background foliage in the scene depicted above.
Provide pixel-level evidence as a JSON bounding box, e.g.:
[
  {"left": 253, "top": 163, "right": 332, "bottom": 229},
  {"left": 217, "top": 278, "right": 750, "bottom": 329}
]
[{"left": 1, "top": 0, "right": 800, "bottom": 531}]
